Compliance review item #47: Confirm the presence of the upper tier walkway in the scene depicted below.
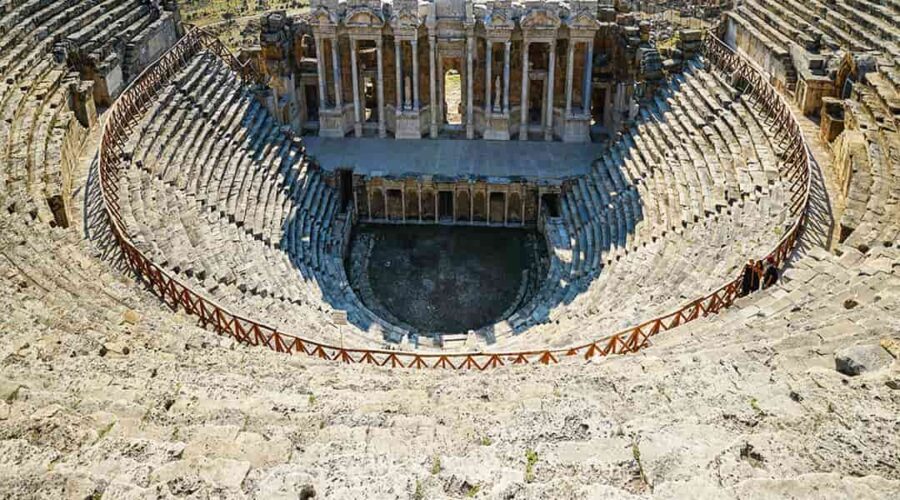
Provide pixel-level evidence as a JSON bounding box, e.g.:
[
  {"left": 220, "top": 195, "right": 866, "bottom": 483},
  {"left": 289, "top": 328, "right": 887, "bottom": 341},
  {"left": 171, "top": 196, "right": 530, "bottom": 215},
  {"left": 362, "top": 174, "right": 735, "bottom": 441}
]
[{"left": 302, "top": 137, "right": 598, "bottom": 182}]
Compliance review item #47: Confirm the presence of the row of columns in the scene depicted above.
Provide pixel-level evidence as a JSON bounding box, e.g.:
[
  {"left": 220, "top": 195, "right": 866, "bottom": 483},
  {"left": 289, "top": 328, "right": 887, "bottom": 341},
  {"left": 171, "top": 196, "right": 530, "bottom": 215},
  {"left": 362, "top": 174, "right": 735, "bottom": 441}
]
[
  {"left": 519, "top": 38, "right": 594, "bottom": 141},
  {"left": 314, "top": 35, "right": 595, "bottom": 140},
  {"left": 314, "top": 35, "right": 343, "bottom": 111},
  {"left": 346, "top": 37, "right": 385, "bottom": 137}
]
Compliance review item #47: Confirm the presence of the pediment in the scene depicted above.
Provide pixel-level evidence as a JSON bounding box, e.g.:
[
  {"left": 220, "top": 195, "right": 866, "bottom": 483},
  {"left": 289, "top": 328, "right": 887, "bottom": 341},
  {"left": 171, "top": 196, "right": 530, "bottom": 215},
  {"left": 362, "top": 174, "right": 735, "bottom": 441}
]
[
  {"left": 345, "top": 7, "right": 384, "bottom": 28},
  {"left": 567, "top": 11, "right": 599, "bottom": 31},
  {"left": 309, "top": 7, "right": 337, "bottom": 25},
  {"left": 520, "top": 10, "right": 561, "bottom": 30},
  {"left": 392, "top": 10, "right": 421, "bottom": 28},
  {"left": 485, "top": 11, "right": 514, "bottom": 29}
]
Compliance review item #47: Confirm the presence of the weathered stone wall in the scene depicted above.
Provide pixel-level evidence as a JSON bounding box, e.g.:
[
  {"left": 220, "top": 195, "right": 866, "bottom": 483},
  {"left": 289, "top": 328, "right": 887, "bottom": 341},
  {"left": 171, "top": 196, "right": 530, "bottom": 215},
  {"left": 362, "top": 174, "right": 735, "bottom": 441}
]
[
  {"left": 724, "top": 15, "right": 793, "bottom": 93},
  {"left": 124, "top": 12, "right": 181, "bottom": 82}
]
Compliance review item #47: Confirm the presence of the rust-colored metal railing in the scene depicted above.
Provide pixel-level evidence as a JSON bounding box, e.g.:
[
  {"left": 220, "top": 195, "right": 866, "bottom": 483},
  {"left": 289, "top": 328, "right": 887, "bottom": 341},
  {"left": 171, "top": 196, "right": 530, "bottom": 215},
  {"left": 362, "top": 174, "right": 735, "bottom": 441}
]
[{"left": 98, "top": 28, "right": 811, "bottom": 370}]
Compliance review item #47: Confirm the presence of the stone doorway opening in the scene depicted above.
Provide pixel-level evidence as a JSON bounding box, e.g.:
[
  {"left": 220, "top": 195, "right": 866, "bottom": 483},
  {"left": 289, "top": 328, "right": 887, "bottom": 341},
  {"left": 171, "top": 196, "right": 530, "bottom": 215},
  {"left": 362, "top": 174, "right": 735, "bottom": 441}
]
[
  {"left": 305, "top": 83, "right": 319, "bottom": 122},
  {"left": 438, "top": 190, "right": 453, "bottom": 220},
  {"left": 592, "top": 87, "right": 605, "bottom": 128},
  {"left": 528, "top": 78, "right": 544, "bottom": 126},
  {"left": 444, "top": 69, "right": 462, "bottom": 125},
  {"left": 337, "top": 169, "right": 354, "bottom": 211},
  {"left": 541, "top": 193, "right": 560, "bottom": 217},
  {"left": 363, "top": 75, "right": 377, "bottom": 123}
]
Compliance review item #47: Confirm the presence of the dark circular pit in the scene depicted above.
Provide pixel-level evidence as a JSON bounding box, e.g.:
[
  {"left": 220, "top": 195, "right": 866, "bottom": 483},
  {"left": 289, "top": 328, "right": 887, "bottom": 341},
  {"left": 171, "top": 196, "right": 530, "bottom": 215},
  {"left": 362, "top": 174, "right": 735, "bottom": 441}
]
[{"left": 349, "top": 224, "right": 540, "bottom": 334}]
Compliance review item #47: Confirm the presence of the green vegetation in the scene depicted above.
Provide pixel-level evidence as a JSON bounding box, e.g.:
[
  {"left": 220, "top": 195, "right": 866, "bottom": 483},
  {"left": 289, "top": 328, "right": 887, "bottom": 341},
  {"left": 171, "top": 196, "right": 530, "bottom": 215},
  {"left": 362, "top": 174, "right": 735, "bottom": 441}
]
[
  {"left": 430, "top": 455, "right": 441, "bottom": 475},
  {"left": 180, "top": 1, "right": 310, "bottom": 50},
  {"left": 524, "top": 448, "right": 538, "bottom": 483},
  {"left": 632, "top": 440, "right": 649, "bottom": 488},
  {"left": 181, "top": 0, "right": 305, "bottom": 26},
  {"left": 749, "top": 397, "right": 763, "bottom": 415}
]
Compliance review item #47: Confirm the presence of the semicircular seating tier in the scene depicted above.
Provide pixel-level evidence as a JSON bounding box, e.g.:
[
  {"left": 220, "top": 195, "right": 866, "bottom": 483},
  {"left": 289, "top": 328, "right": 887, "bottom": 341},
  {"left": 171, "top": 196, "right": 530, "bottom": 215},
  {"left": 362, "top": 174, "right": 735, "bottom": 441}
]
[
  {"left": 114, "top": 40, "right": 796, "bottom": 350},
  {"left": 722, "top": 0, "right": 900, "bottom": 250},
  {"left": 0, "top": 0, "right": 179, "bottom": 228}
]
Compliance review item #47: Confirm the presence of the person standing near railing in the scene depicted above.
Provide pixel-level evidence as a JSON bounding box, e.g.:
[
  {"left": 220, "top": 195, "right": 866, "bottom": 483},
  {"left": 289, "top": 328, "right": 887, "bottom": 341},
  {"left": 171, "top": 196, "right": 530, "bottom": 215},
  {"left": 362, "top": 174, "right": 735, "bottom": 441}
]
[
  {"left": 762, "top": 256, "right": 779, "bottom": 289},
  {"left": 739, "top": 259, "right": 762, "bottom": 297}
]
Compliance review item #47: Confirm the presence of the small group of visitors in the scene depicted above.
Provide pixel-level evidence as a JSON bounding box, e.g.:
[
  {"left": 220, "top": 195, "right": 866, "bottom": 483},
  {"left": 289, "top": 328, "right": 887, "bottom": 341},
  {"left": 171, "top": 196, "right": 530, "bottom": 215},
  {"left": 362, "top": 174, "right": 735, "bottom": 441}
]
[{"left": 739, "top": 256, "right": 779, "bottom": 297}]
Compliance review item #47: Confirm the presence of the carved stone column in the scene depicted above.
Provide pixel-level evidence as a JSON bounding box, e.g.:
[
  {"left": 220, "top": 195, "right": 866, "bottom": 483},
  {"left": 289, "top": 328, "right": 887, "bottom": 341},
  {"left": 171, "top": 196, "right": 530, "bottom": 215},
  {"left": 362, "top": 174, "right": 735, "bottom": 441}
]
[
  {"left": 503, "top": 41, "right": 510, "bottom": 114},
  {"left": 376, "top": 38, "right": 386, "bottom": 137},
  {"left": 315, "top": 35, "right": 327, "bottom": 109},
  {"left": 484, "top": 40, "right": 492, "bottom": 117},
  {"left": 395, "top": 38, "right": 403, "bottom": 112},
  {"left": 583, "top": 40, "right": 593, "bottom": 116},
  {"left": 412, "top": 39, "right": 420, "bottom": 110},
  {"left": 545, "top": 41, "right": 556, "bottom": 141},
  {"left": 331, "top": 37, "right": 342, "bottom": 111},
  {"left": 565, "top": 40, "right": 574, "bottom": 116},
  {"left": 429, "top": 35, "right": 438, "bottom": 137},
  {"left": 350, "top": 38, "right": 362, "bottom": 137},
  {"left": 466, "top": 34, "right": 474, "bottom": 139},
  {"left": 520, "top": 40, "right": 529, "bottom": 141}
]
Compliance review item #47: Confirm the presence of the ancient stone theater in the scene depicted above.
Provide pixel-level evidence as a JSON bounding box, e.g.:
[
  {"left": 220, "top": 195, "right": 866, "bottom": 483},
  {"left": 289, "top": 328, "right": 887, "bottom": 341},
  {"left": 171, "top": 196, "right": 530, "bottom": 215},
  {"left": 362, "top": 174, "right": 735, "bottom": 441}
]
[{"left": 0, "top": 0, "right": 898, "bottom": 497}]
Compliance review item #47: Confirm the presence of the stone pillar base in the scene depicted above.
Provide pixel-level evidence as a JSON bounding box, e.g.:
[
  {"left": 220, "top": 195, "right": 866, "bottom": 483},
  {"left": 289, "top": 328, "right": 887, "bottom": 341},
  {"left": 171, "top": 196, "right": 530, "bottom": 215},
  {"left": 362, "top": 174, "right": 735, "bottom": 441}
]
[
  {"left": 319, "top": 109, "right": 349, "bottom": 138},
  {"left": 561, "top": 115, "right": 591, "bottom": 143},
  {"left": 483, "top": 113, "right": 511, "bottom": 141},
  {"left": 395, "top": 112, "right": 423, "bottom": 139}
]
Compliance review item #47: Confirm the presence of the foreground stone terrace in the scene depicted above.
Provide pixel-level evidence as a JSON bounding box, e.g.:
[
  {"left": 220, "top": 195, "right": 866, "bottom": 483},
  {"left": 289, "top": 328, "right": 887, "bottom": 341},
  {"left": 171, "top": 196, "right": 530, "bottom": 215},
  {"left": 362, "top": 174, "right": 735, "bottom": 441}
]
[{"left": 1, "top": 204, "right": 899, "bottom": 497}]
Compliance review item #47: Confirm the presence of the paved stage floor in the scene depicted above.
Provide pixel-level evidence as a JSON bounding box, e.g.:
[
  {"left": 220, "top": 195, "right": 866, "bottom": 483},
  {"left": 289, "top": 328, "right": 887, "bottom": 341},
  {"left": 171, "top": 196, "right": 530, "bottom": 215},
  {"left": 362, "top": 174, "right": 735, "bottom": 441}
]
[{"left": 303, "top": 137, "right": 599, "bottom": 181}]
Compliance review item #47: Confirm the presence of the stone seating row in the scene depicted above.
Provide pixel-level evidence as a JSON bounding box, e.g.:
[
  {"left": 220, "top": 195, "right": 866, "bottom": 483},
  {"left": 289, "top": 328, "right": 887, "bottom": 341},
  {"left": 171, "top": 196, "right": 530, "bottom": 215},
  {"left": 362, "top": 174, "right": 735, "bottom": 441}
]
[
  {"left": 840, "top": 94, "right": 900, "bottom": 250},
  {"left": 496, "top": 62, "right": 790, "bottom": 343},
  {"left": 117, "top": 162, "right": 393, "bottom": 348},
  {"left": 0, "top": 0, "right": 168, "bottom": 225},
  {"left": 121, "top": 50, "right": 413, "bottom": 347},
  {"left": 497, "top": 196, "right": 791, "bottom": 350},
  {"left": 730, "top": 0, "right": 899, "bottom": 59},
  {"left": 566, "top": 63, "right": 782, "bottom": 270},
  {"left": 129, "top": 53, "right": 300, "bottom": 247}
]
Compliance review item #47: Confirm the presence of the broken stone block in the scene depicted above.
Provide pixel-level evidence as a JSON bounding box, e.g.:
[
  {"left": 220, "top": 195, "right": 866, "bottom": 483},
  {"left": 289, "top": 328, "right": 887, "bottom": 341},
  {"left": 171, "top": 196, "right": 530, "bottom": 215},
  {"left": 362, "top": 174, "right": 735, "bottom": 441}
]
[
  {"left": 122, "top": 309, "right": 141, "bottom": 325},
  {"left": 880, "top": 338, "right": 900, "bottom": 359},
  {"left": 834, "top": 344, "right": 893, "bottom": 376},
  {"left": 0, "top": 379, "right": 23, "bottom": 403}
]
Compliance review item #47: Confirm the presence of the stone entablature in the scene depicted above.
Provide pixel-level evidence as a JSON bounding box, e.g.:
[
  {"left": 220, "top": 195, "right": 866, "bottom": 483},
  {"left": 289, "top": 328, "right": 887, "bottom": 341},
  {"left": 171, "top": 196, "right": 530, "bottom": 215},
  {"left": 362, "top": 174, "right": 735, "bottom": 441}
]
[{"left": 260, "top": 0, "right": 633, "bottom": 143}]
